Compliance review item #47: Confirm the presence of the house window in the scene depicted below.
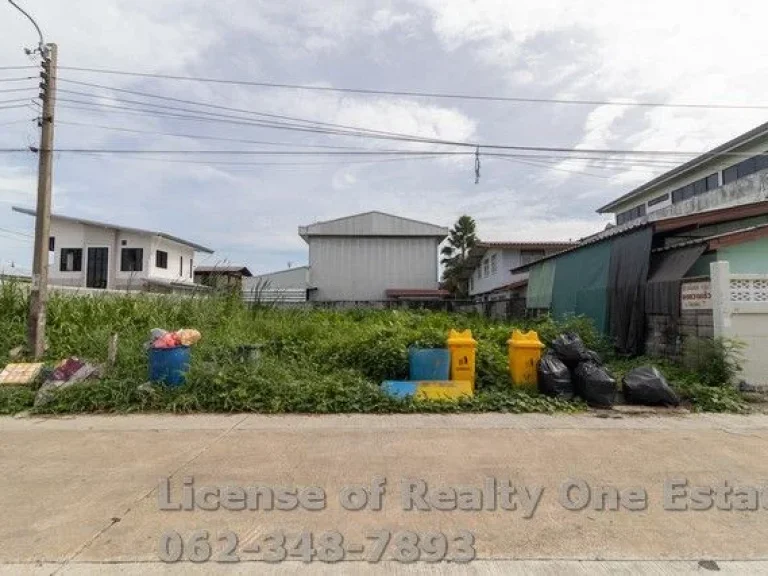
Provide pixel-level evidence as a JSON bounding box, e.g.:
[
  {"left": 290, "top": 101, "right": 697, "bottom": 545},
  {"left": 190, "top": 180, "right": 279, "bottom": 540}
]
[
  {"left": 706, "top": 173, "right": 719, "bottom": 190},
  {"left": 469, "top": 276, "right": 474, "bottom": 291},
  {"left": 520, "top": 249, "right": 546, "bottom": 266},
  {"left": 482, "top": 258, "right": 490, "bottom": 278},
  {"left": 722, "top": 165, "right": 738, "bottom": 185},
  {"left": 476, "top": 268, "right": 481, "bottom": 279},
  {"left": 736, "top": 156, "right": 758, "bottom": 179},
  {"left": 616, "top": 203, "right": 646, "bottom": 224},
  {"left": 48, "top": 236, "right": 55, "bottom": 252},
  {"left": 155, "top": 250, "right": 168, "bottom": 269},
  {"left": 60, "top": 248, "right": 82, "bottom": 272},
  {"left": 179, "top": 256, "right": 183, "bottom": 276},
  {"left": 490, "top": 254, "right": 498, "bottom": 275},
  {"left": 189, "top": 258, "right": 193, "bottom": 278},
  {"left": 120, "top": 248, "right": 143, "bottom": 272}
]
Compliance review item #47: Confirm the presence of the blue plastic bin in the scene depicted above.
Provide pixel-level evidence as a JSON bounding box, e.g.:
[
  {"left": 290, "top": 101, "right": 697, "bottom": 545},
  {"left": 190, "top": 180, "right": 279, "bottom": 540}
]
[
  {"left": 148, "top": 346, "right": 191, "bottom": 387},
  {"left": 382, "top": 381, "right": 418, "bottom": 398},
  {"left": 408, "top": 348, "right": 450, "bottom": 381}
]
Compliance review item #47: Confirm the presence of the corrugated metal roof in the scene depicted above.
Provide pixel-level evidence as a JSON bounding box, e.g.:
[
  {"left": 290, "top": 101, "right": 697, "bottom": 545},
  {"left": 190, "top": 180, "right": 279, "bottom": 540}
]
[
  {"left": 508, "top": 218, "right": 650, "bottom": 273},
  {"left": 598, "top": 120, "right": 768, "bottom": 214},
  {"left": 477, "top": 241, "right": 578, "bottom": 250},
  {"left": 12, "top": 206, "right": 214, "bottom": 253},
  {"left": 652, "top": 223, "right": 768, "bottom": 253},
  {"left": 299, "top": 211, "right": 449, "bottom": 240}
]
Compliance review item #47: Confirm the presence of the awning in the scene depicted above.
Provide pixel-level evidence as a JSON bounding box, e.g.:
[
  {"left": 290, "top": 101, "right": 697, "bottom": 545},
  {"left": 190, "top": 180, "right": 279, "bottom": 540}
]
[{"left": 646, "top": 244, "right": 707, "bottom": 317}]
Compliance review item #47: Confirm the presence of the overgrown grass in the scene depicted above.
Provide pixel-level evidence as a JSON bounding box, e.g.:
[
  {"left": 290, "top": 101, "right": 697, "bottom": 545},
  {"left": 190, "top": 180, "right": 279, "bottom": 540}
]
[{"left": 0, "top": 279, "right": 745, "bottom": 414}]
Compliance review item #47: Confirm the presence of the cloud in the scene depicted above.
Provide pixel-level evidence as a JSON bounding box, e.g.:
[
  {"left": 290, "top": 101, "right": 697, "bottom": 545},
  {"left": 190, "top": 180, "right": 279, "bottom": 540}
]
[{"left": 1, "top": 1, "right": 766, "bottom": 273}]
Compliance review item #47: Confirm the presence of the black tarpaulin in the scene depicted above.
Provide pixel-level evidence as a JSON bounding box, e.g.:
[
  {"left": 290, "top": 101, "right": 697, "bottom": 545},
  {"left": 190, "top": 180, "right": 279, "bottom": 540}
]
[
  {"left": 646, "top": 244, "right": 707, "bottom": 318},
  {"left": 607, "top": 228, "right": 653, "bottom": 355}
]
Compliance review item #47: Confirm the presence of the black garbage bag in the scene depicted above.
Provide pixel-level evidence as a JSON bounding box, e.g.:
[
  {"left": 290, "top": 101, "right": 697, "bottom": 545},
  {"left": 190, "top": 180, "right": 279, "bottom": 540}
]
[
  {"left": 551, "top": 332, "right": 590, "bottom": 368},
  {"left": 574, "top": 362, "right": 617, "bottom": 408},
  {"left": 537, "top": 352, "right": 574, "bottom": 400},
  {"left": 584, "top": 349, "right": 603, "bottom": 365},
  {"left": 623, "top": 366, "right": 680, "bottom": 406}
]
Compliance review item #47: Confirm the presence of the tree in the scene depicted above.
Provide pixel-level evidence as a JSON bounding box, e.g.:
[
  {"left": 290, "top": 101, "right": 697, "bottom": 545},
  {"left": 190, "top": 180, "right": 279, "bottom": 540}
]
[{"left": 440, "top": 215, "right": 478, "bottom": 298}]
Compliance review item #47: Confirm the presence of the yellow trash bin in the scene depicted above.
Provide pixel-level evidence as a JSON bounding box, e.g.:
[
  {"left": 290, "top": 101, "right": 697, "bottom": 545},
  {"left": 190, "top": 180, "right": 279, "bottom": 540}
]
[
  {"left": 508, "top": 330, "right": 545, "bottom": 389},
  {"left": 447, "top": 329, "right": 477, "bottom": 388}
]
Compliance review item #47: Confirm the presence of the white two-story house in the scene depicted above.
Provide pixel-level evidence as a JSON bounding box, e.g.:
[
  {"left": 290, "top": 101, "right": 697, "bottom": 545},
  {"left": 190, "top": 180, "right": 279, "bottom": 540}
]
[
  {"left": 13, "top": 207, "right": 214, "bottom": 293},
  {"left": 459, "top": 241, "right": 577, "bottom": 301}
]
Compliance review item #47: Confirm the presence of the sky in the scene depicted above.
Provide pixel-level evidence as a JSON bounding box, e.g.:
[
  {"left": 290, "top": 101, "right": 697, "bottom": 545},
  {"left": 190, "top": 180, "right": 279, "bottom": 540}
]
[{"left": 1, "top": 0, "right": 767, "bottom": 275}]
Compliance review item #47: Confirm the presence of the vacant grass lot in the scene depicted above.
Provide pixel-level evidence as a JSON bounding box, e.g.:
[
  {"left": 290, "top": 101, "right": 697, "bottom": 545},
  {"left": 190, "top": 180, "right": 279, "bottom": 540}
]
[{"left": 0, "top": 281, "right": 746, "bottom": 414}]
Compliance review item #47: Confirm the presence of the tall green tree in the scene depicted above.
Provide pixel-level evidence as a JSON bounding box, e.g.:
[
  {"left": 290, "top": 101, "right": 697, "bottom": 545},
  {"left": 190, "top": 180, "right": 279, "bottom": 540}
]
[{"left": 440, "top": 215, "right": 478, "bottom": 297}]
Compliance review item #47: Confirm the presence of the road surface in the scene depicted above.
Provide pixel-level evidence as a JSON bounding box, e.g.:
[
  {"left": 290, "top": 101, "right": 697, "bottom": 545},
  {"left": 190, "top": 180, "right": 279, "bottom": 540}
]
[{"left": 2, "top": 413, "right": 768, "bottom": 574}]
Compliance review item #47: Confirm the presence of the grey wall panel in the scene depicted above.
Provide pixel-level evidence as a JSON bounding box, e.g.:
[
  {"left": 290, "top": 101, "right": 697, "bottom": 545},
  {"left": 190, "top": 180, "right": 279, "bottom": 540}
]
[{"left": 309, "top": 237, "right": 440, "bottom": 301}]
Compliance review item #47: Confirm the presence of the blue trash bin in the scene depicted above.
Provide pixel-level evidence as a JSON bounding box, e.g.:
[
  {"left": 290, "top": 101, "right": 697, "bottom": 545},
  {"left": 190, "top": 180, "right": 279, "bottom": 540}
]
[
  {"left": 148, "top": 346, "right": 191, "bottom": 387},
  {"left": 408, "top": 348, "right": 450, "bottom": 381}
]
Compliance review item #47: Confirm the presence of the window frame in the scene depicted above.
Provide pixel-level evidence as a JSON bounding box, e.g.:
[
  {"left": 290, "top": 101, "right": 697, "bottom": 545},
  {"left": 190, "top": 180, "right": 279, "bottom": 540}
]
[
  {"left": 120, "top": 248, "right": 144, "bottom": 272},
  {"left": 59, "top": 248, "right": 83, "bottom": 272},
  {"left": 647, "top": 193, "right": 669, "bottom": 207},
  {"left": 490, "top": 253, "right": 498, "bottom": 275},
  {"left": 155, "top": 250, "right": 168, "bottom": 269}
]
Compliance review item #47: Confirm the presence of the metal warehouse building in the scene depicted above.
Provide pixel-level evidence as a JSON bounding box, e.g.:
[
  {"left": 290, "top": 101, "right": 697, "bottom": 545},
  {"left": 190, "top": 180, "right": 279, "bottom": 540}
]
[{"left": 298, "top": 211, "right": 449, "bottom": 301}]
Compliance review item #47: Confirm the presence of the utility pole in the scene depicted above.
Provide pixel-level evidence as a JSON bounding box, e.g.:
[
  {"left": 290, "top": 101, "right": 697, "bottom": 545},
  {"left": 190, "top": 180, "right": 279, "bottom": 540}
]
[{"left": 28, "top": 43, "right": 57, "bottom": 359}]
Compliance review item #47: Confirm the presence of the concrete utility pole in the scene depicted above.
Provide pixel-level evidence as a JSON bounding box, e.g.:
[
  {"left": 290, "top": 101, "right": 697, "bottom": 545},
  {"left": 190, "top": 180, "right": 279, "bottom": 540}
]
[{"left": 28, "top": 43, "right": 57, "bottom": 359}]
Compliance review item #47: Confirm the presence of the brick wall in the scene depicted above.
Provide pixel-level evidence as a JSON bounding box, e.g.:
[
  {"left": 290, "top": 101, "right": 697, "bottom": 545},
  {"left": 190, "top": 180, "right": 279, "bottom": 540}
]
[{"left": 646, "top": 309, "right": 714, "bottom": 358}]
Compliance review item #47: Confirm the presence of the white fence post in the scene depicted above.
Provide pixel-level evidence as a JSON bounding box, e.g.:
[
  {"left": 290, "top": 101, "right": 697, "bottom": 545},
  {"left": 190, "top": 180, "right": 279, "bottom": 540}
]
[{"left": 710, "top": 260, "right": 731, "bottom": 338}]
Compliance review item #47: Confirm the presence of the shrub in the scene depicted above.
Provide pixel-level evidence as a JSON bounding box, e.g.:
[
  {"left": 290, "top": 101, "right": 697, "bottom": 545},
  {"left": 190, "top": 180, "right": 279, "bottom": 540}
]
[{"left": 682, "top": 337, "right": 745, "bottom": 387}]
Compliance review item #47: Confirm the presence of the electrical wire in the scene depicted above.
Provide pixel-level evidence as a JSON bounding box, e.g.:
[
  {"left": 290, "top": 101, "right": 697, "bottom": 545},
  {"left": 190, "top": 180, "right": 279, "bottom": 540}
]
[
  {"left": 57, "top": 65, "right": 768, "bottom": 111},
  {"left": 71, "top": 152, "right": 452, "bottom": 168},
  {"left": 0, "top": 76, "right": 38, "bottom": 83},
  {"left": 6, "top": 0, "right": 45, "bottom": 48},
  {"left": 54, "top": 97, "right": 768, "bottom": 160},
  {"left": 55, "top": 120, "right": 427, "bottom": 152},
  {"left": 0, "top": 86, "right": 38, "bottom": 94},
  {"left": 0, "top": 225, "right": 32, "bottom": 238},
  {"left": 58, "top": 80, "right": 447, "bottom": 142}
]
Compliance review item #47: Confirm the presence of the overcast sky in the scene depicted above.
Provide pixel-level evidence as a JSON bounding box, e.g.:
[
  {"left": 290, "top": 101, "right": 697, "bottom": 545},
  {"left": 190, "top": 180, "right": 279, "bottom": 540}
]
[{"left": 1, "top": 0, "right": 767, "bottom": 274}]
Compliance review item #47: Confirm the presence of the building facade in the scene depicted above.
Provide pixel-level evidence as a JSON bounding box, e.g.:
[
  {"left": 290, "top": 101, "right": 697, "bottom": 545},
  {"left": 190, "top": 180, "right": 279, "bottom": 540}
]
[
  {"left": 598, "top": 121, "right": 768, "bottom": 226},
  {"left": 299, "top": 211, "right": 449, "bottom": 301},
  {"left": 13, "top": 207, "right": 213, "bottom": 292},
  {"left": 460, "top": 242, "right": 577, "bottom": 300}
]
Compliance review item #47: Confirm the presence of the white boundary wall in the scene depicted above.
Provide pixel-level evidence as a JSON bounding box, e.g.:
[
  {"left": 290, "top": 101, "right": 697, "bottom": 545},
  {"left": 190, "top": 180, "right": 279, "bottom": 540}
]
[{"left": 712, "top": 261, "right": 768, "bottom": 386}]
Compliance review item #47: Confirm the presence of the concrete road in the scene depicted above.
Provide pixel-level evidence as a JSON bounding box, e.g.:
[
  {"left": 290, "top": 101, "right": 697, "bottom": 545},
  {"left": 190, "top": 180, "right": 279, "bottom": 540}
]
[{"left": 2, "top": 413, "right": 768, "bottom": 575}]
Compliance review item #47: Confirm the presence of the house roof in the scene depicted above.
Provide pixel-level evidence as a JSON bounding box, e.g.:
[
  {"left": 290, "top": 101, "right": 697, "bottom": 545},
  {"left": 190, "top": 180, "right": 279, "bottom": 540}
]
[
  {"left": 510, "top": 200, "right": 768, "bottom": 273},
  {"left": 299, "top": 211, "right": 449, "bottom": 241},
  {"left": 12, "top": 206, "right": 214, "bottom": 253},
  {"left": 652, "top": 222, "right": 768, "bottom": 254},
  {"left": 194, "top": 265, "right": 253, "bottom": 276},
  {"left": 597, "top": 120, "right": 768, "bottom": 214},
  {"left": 475, "top": 241, "right": 578, "bottom": 250},
  {"left": 455, "top": 240, "right": 578, "bottom": 279}
]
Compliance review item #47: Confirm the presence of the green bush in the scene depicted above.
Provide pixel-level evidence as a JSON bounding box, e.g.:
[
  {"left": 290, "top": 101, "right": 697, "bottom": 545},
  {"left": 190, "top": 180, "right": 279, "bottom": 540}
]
[
  {"left": 0, "top": 284, "right": 745, "bottom": 414},
  {"left": 682, "top": 337, "right": 745, "bottom": 387}
]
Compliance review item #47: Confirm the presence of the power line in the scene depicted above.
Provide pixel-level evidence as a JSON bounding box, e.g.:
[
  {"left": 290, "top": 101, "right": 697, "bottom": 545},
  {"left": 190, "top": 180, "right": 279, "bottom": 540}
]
[
  {"left": 56, "top": 121, "right": 690, "bottom": 166},
  {"left": 58, "top": 79, "right": 445, "bottom": 143},
  {"left": 0, "top": 118, "right": 33, "bottom": 126},
  {"left": 57, "top": 65, "right": 768, "bottom": 111},
  {"left": 55, "top": 120, "right": 420, "bottom": 152},
  {"left": 55, "top": 96, "right": 768, "bottom": 160},
  {"left": 71, "top": 152, "right": 451, "bottom": 167},
  {"left": 0, "top": 76, "right": 36, "bottom": 83},
  {"left": 0, "top": 86, "right": 38, "bottom": 94},
  {"left": 0, "top": 225, "right": 32, "bottom": 238},
  {"left": 0, "top": 104, "right": 31, "bottom": 112}
]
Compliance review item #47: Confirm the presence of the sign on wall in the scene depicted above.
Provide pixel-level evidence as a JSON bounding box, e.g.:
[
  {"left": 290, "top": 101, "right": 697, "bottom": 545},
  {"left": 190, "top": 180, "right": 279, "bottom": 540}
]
[{"left": 681, "top": 281, "right": 712, "bottom": 310}]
